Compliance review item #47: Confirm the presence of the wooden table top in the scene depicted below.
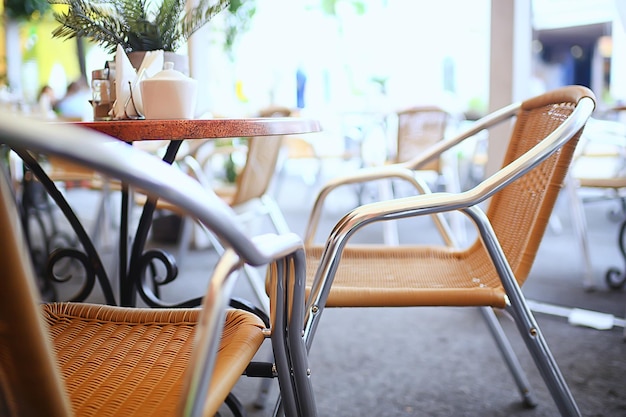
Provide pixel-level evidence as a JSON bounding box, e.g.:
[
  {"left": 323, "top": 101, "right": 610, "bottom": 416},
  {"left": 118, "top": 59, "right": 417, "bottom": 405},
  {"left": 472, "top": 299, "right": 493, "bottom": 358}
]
[{"left": 74, "top": 117, "right": 322, "bottom": 142}]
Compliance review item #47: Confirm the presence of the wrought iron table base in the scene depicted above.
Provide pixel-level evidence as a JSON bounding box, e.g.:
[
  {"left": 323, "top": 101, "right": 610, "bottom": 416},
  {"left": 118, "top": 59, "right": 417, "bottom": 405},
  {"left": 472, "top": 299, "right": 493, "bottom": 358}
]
[
  {"left": 16, "top": 140, "right": 198, "bottom": 307},
  {"left": 606, "top": 218, "right": 626, "bottom": 290}
]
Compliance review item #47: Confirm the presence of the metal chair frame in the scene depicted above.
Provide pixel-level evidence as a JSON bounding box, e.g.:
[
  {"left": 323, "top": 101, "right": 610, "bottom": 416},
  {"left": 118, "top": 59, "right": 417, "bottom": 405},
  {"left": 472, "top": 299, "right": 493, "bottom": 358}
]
[{"left": 301, "top": 87, "right": 595, "bottom": 417}]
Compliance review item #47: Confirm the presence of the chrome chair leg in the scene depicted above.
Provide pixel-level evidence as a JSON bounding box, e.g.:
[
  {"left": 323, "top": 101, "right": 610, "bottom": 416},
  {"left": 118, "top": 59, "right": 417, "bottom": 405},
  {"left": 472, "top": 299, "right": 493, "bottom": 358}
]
[
  {"left": 505, "top": 303, "right": 581, "bottom": 416},
  {"left": 479, "top": 306, "right": 537, "bottom": 408},
  {"left": 467, "top": 205, "right": 581, "bottom": 417}
]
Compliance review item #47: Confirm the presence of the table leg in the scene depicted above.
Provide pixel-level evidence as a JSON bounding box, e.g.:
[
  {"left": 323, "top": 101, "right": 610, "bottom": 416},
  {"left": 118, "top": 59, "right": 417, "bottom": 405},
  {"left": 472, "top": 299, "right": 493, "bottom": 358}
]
[
  {"left": 120, "top": 140, "right": 185, "bottom": 307},
  {"left": 606, "top": 218, "right": 626, "bottom": 290}
]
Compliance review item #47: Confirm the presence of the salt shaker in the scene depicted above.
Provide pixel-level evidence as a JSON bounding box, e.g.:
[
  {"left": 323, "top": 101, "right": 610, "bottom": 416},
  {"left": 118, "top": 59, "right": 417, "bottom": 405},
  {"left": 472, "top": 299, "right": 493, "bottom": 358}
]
[{"left": 91, "top": 69, "right": 112, "bottom": 120}]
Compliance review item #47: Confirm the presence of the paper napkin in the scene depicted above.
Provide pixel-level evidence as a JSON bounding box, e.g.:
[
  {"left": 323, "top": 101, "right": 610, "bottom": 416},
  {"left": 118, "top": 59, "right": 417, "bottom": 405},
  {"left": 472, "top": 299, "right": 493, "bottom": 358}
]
[{"left": 111, "top": 46, "right": 164, "bottom": 119}]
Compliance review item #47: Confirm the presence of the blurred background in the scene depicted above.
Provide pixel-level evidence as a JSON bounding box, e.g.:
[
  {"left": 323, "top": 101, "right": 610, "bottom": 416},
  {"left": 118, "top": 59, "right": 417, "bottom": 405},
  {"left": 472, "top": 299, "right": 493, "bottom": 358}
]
[{"left": 1, "top": 0, "right": 625, "bottom": 117}]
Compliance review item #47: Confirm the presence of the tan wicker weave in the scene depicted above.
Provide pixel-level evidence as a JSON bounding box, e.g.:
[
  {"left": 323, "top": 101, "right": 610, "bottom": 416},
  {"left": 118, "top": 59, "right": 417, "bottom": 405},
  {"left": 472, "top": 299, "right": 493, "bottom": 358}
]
[
  {"left": 42, "top": 303, "right": 264, "bottom": 417},
  {"left": 223, "top": 134, "right": 285, "bottom": 209}
]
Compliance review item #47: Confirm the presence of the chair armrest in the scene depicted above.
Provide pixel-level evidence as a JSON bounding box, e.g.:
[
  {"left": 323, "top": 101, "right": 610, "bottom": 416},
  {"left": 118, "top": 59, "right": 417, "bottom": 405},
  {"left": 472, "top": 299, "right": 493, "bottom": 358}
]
[
  {"left": 303, "top": 102, "right": 524, "bottom": 245},
  {"left": 318, "top": 95, "right": 595, "bottom": 257},
  {"left": 304, "top": 165, "right": 431, "bottom": 244},
  {"left": 180, "top": 142, "right": 248, "bottom": 189},
  {"left": 192, "top": 144, "right": 248, "bottom": 167},
  {"left": 252, "top": 233, "right": 305, "bottom": 260}
]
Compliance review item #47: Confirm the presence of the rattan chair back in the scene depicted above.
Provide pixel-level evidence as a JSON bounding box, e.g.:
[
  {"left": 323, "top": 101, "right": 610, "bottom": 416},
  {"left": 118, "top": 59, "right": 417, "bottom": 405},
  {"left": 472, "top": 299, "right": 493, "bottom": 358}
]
[
  {"left": 231, "top": 134, "right": 285, "bottom": 206},
  {"left": 394, "top": 106, "right": 449, "bottom": 171},
  {"left": 478, "top": 90, "right": 585, "bottom": 286}
]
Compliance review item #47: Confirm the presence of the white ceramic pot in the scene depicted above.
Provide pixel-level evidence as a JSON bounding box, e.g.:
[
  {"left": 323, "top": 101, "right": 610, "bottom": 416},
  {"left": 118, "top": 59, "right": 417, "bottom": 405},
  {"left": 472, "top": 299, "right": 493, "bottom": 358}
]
[{"left": 140, "top": 62, "right": 198, "bottom": 119}]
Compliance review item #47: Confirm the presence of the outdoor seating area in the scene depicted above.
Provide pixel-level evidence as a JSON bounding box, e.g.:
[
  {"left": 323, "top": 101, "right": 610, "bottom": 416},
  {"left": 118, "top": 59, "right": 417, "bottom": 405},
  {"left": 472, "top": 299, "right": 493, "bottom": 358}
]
[
  {"left": 2, "top": 85, "right": 626, "bottom": 417},
  {"left": 2, "top": 2, "right": 626, "bottom": 417}
]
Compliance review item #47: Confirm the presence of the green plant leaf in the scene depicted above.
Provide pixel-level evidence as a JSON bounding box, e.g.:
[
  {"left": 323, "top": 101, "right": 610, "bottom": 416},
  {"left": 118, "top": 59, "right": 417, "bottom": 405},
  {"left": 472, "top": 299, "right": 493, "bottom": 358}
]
[{"left": 48, "top": 0, "right": 230, "bottom": 53}]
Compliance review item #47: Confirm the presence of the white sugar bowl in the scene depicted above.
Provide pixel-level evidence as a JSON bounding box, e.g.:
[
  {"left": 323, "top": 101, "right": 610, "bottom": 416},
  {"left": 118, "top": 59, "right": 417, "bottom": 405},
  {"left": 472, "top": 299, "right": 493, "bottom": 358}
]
[{"left": 140, "top": 61, "right": 198, "bottom": 119}]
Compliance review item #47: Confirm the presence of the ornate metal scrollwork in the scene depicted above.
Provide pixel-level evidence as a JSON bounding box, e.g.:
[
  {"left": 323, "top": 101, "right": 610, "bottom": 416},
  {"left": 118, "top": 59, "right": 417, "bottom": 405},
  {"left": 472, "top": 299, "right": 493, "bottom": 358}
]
[
  {"left": 136, "top": 248, "right": 202, "bottom": 308},
  {"left": 15, "top": 148, "right": 117, "bottom": 305},
  {"left": 14, "top": 140, "right": 204, "bottom": 307},
  {"left": 606, "top": 219, "right": 626, "bottom": 290},
  {"left": 46, "top": 247, "right": 112, "bottom": 303}
]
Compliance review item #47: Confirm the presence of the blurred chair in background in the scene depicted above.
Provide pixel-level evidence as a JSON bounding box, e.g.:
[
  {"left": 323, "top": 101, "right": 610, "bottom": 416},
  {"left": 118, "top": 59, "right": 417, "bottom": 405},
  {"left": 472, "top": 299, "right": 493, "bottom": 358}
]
[
  {"left": 566, "top": 107, "right": 626, "bottom": 290},
  {"left": 384, "top": 106, "right": 458, "bottom": 244},
  {"left": 389, "top": 106, "right": 453, "bottom": 191},
  {"left": 163, "top": 106, "right": 293, "bottom": 315}
]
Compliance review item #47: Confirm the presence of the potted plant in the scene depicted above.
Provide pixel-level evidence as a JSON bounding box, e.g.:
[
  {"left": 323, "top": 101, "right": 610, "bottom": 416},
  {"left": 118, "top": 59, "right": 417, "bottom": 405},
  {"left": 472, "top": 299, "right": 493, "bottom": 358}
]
[{"left": 48, "top": 0, "right": 230, "bottom": 69}]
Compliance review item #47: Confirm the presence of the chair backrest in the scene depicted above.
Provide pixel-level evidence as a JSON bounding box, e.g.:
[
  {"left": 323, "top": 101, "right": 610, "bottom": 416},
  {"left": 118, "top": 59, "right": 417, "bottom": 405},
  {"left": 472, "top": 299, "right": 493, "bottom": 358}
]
[
  {"left": 229, "top": 107, "right": 293, "bottom": 205},
  {"left": 231, "top": 135, "right": 284, "bottom": 205},
  {"left": 0, "top": 169, "right": 72, "bottom": 416},
  {"left": 394, "top": 106, "right": 449, "bottom": 170},
  {"left": 467, "top": 86, "right": 593, "bottom": 286}
]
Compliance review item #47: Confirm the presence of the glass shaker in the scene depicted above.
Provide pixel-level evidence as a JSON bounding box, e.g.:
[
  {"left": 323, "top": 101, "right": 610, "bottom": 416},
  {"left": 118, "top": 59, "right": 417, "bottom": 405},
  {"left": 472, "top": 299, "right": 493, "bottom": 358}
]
[{"left": 91, "top": 69, "right": 112, "bottom": 120}]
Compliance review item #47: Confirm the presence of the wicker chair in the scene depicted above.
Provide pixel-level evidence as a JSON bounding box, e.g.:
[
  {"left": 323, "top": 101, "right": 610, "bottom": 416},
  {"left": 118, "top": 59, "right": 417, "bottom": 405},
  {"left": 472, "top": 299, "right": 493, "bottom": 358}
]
[
  {"left": 392, "top": 106, "right": 449, "bottom": 164},
  {"left": 0, "top": 114, "right": 317, "bottom": 417},
  {"left": 381, "top": 106, "right": 457, "bottom": 244},
  {"left": 209, "top": 106, "right": 292, "bottom": 230},
  {"left": 166, "top": 107, "right": 292, "bottom": 315},
  {"left": 566, "top": 110, "right": 626, "bottom": 291},
  {"left": 298, "top": 86, "right": 595, "bottom": 416}
]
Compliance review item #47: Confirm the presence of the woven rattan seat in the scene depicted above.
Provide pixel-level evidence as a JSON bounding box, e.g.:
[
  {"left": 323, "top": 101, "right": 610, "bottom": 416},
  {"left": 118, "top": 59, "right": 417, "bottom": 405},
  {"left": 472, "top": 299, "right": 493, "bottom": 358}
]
[
  {"left": 297, "top": 86, "right": 596, "bottom": 416},
  {"left": 42, "top": 303, "right": 264, "bottom": 417},
  {"left": 304, "top": 244, "right": 504, "bottom": 307}
]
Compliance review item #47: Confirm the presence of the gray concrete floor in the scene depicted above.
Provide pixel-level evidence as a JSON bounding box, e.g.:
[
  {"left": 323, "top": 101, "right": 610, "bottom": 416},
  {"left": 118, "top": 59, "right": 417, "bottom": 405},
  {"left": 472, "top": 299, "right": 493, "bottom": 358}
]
[
  {"left": 51, "top": 159, "right": 626, "bottom": 416},
  {"left": 211, "top": 166, "right": 626, "bottom": 416}
]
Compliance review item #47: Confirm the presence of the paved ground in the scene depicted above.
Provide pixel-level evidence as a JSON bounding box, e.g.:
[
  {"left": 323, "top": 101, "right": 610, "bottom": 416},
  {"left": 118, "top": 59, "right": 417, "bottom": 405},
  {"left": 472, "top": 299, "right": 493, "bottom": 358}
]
[
  {"left": 50, "top": 158, "right": 626, "bottom": 416},
  {"left": 181, "top": 170, "right": 625, "bottom": 417}
]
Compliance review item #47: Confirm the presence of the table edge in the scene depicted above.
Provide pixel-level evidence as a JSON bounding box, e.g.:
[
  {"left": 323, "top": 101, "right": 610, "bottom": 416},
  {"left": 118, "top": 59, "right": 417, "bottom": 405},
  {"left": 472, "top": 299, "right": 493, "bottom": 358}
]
[{"left": 67, "top": 117, "right": 322, "bottom": 141}]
